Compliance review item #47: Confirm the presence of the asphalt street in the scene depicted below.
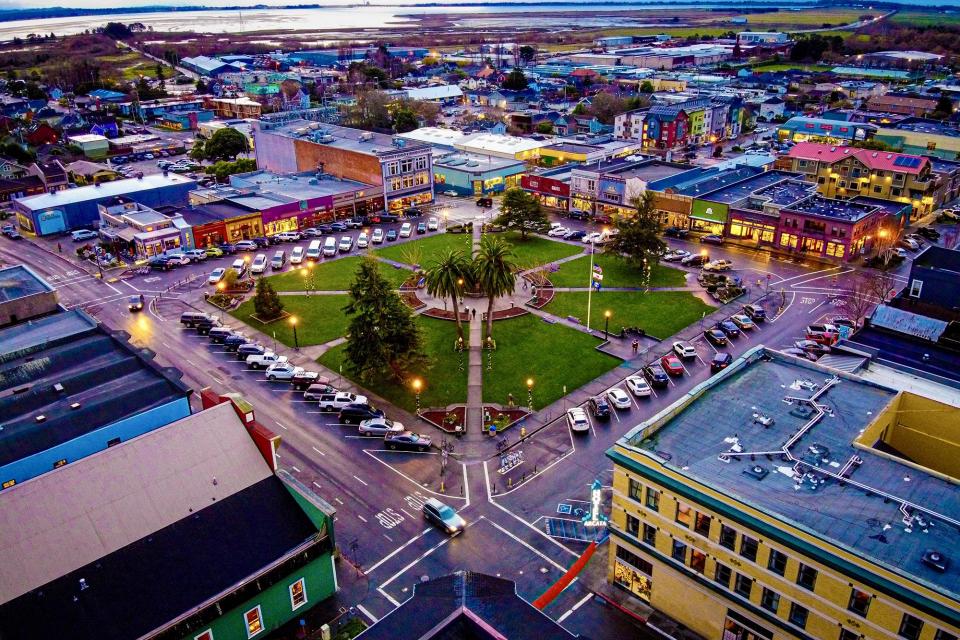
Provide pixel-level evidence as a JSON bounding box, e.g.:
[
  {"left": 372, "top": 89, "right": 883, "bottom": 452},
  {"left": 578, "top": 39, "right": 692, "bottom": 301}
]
[{"left": 0, "top": 206, "right": 928, "bottom": 638}]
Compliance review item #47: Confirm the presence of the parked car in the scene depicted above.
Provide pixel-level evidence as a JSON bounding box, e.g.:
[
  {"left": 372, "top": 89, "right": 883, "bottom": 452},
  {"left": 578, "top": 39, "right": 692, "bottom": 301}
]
[
  {"left": 275, "top": 231, "right": 302, "bottom": 242},
  {"left": 416, "top": 222, "right": 427, "bottom": 235},
  {"left": 246, "top": 351, "right": 287, "bottom": 369},
  {"left": 329, "top": 222, "right": 348, "bottom": 232},
  {"left": 917, "top": 227, "right": 940, "bottom": 240},
  {"left": 607, "top": 387, "right": 632, "bottom": 410},
  {"left": 302, "top": 227, "right": 322, "bottom": 238},
  {"left": 588, "top": 396, "right": 610, "bottom": 421},
  {"left": 289, "top": 371, "right": 325, "bottom": 389},
  {"left": 681, "top": 254, "right": 709, "bottom": 267},
  {"left": 427, "top": 217, "right": 439, "bottom": 231},
  {"left": 476, "top": 197, "right": 493, "bottom": 208},
  {"left": 548, "top": 226, "right": 569, "bottom": 237},
  {"left": 710, "top": 352, "right": 733, "bottom": 373},
  {"left": 338, "top": 236, "right": 353, "bottom": 253},
  {"left": 660, "top": 354, "right": 685, "bottom": 376},
  {"left": 900, "top": 237, "right": 920, "bottom": 251},
  {"left": 664, "top": 226, "right": 689, "bottom": 239},
  {"left": 290, "top": 246, "right": 305, "bottom": 264},
  {"left": 642, "top": 363, "right": 670, "bottom": 388},
  {"left": 180, "top": 311, "right": 217, "bottom": 327},
  {"left": 716, "top": 320, "right": 740, "bottom": 338},
  {"left": 672, "top": 341, "right": 697, "bottom": 359},
  {"left": 443, "top": 189, "right": 459, "bottom": 197},
  {"left": 251, "top": 236, "right": 271, "bottom": 248},
  {"left": 218, "top": 243, "right": 238, "bottom": 255},
  {"left": 222, "top": 333, "right": 250, "bottom": 351},
  {"left": 384, "top": 430, "right": 432, "bottom": 451},
  {"left": 356, "top": 232, "right": 369, "bottom": 248},
  {"left": 704, "top": 328, "right": 728, "bottom": 346},
  {"left": 663, "top": 249, "right": 690, "bottom": 262},
  {"left": 359, "top": 417, "right": 404, "bottom": 436},
  {"left": 163, "top": 252, "right": 191, "bottom": 266},
  {"left": 302, "top": 384, "right": 340, "bottom": 400},
  {"left": 386, "top": 229, "right": 398, "bottom": 242},
  {"left": 71, "top": 229, "right": 98, "bottom": 242},
  {"left": 795, "top": 340, "right": 831, "bottom": 356},
  {"left": 323, "top": 237, "right": 337, "bottom": 257},
  {"left": 563, "top": 229, "right": 586, "bottom": 241},
  {"left": 231, "top": 258, "right": 247, "bottom": 277},
  {"left": 423, "top": 498, "right": 466, "bottom": 535},
  {"left": 743, "top": 304, "right": 766, "bottom": 322},
  {"left": 183, "top": 249, "right": 208, "bottom": 261},
  {"left": 399, "top": 222, "right": 413, "bottom": 238},
  {"left": 566, "top": 407, "right": 591, "bottom": 433},
  {"left": 235, "top": 240, "right": 258, "bottom": 251},
  {"left": 730, "top": 314, "right": 754, "bottom": 330},
  {"left": 805, "top": 323, "right": 838, "bottom": 344},
  {"left": 625, "top": 375, "right": 652, "bottom": 397},
  {"left": 265, "top": 363, "right": 305, "bottom": 381},
  {"left": 317, "top": 391, "right": 366, "bottom": 412},
  {"left": 700, "top": 234, "right": 724, "bottom": 245},
  {"left": 372, "top": 228, "right": 385, "bottom": 244},
  {"left": 207, "top": 326, "right": 235, "bottom": 343},
  {"left": 203, "top": 245, "right": 224, "bottom": 258},
  {"left": 149, "top": 257, "right": 173, "bottom": 271},
  {"left": 250, "top": 253, "right": 268, "bottom": 275},
  {"left": 703, "top": 259, "right": 733, "bottom": 272},
  {"left": 831, "top": 316, "right": 855, "bottom": 329},
  {"left": 271, "top": 251, "right": 286, "bottom": 270},
  {"left": 339, "top": 402, "right": 384, "bottom": 424}
]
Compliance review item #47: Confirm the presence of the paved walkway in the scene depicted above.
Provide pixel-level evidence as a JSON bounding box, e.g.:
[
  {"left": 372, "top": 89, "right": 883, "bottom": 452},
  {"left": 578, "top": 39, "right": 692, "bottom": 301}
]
[{"left": 467, "top": 224, "right": 483, "bottom": 435}]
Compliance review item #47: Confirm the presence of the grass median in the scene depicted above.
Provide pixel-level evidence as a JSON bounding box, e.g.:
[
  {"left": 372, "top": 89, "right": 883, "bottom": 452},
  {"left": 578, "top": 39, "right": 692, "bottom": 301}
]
[{"left": 545, "top": 291, "right": 715, "bottom": 340}]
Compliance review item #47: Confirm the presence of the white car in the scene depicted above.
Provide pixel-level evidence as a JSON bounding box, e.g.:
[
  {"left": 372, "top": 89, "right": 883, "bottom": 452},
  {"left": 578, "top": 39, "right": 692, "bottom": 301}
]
[
  {"left": 625, "top": 375, "right": 652, "bottom": 397},
  {"left": 318, "top": 391, "right": 367, "bottom": 412},
  {"left": 443, "top": 190, "right": 458, "bottom": 197},
  {"left": 290, "top": 246, "right": 305, "bottom": 264},
  {"left": 893, "top": 247, "right": 909, "bottom": 259},
  {"left": 164, "top": 252, "right": 191, "bottom": 265},
  {"left": 338, "top": 236, "right": 353, "bottom": 252},
  {"left": 566, "top": 407, "right": 590, "bottom": 433},
  {"left": 703, "top": 259, "right": 733, "bottom": 272},
  {"left": 246, "top": 351, "right": 287, "bottom": 369},
  {"left": 663, "top": 250, "right": 690, "bottom": 262},
  {"left": 356, "top": 232, "right": 369, "bottom": 248},
  {"left": 208, "top": 267, "right": 226, "bottom": 284},
  {"left": 606, "top": 388, "right": 632, "bottom": 410},
  {"left": 582, "top": 232, "right": 602, "bottom": 244},
  {"left": 183, "top": 249, "right": 207, "bottom": 261},
  {"left": 371, "top": 228, "right": 385, "bottom": 244},
  {"left": 399, "top": 222, "right": 413, "bottom": 237},
  {"left": 548, "top": 226, "right": 569, "bottom": 237},
  {"left": 250, "top": 253, "right": 268, "bottom": 274},
  {"left": 427, "top": 217, "right": 439, "bottom": 231},
  {"left": 235, "top": 240, "right": 258, "bottom": 251},
  {"left": 730, "top": 314, "right": 755, "bottom": 330},
  {"left": 672, "top": 341, "right": 697, "bottom": 359},
  {"left": 359, "top": 417, "right": 405, "bottom": 436},
  {"left": 265, "top": 363, "right": 305, "bottom": 381},
  {"left": 231, "top": 258, "right": 247, "bottom": 276}
]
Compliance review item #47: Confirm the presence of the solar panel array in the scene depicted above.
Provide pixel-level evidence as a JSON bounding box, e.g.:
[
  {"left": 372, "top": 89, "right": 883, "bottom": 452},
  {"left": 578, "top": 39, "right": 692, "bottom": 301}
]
[{"left": 893, "top": 156, "right": 922, "bottom": 169}]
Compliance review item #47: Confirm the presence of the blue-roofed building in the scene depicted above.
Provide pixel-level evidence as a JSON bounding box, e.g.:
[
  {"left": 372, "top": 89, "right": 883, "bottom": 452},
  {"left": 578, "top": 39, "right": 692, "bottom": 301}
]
[
  {"left": 87, "top": 89, "right": 127, "bottom": 103},
  {"left": 777, "top": 116, "right": 876, "bottom": 145},
  {"left": 0, "top": 308, "right": 192, "bottom": 488},
  {"left": 181, "top": 55, "right": 244, "bottom": 77},
  {"left": 11, "top": 172, "right": 196, "bottom": 235}
]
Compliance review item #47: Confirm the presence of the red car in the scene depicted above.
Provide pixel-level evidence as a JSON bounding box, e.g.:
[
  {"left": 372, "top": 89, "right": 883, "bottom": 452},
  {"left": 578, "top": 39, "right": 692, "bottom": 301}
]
[{"left": 660, "top": 354, "right": 685, "bottom": 376}]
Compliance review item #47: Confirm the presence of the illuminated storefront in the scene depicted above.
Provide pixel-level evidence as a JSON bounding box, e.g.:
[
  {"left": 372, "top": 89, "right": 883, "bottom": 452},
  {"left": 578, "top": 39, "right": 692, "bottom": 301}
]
[
  {"left": 613, "top": 545, "right": 653, "bottom": 602},
  {"left": 728, "top": 213, "right": 777, "bottom": 245}
]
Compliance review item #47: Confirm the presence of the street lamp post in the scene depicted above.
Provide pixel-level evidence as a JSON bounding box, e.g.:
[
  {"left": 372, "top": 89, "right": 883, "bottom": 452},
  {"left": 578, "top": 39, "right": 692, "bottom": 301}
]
[
  {"left": 289, "top": 316, "right": 299, "bottom": 350},
  {"left": 216, "top": 282, "right": 226, "bottom": 321},
  {"left": 526, "top": 377, "right": 534, "bottom": 411},
  {"left": 604, "top": 309, "right": 611, "bottom": 340},
  {"left": 412, "top": 377, "right": 422, "bottom": 415}
]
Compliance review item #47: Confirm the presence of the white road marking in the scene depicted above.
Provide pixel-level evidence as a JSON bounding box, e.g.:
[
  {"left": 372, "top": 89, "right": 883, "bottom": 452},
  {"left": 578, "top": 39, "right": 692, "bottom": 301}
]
[
  {"left": 366, "top": 526, "right": 435, "bottom": 574},
  {"left": 379, "top": 525, "right": 465, "bottom": 589},
  {"left": 400, "top": 507, "right": 415, "bottom": 519},
  {"left": 356, "top": 605, "right": 379, "bottom": 623},
  {"left": 383, "top": 533, "right": 393, "bottom": 542},
  {"left": 558, "top": 593, "right": 593, "bottom": 623},
  {"left": 807, "top": 300, "right": 827, "bottom": 315},
  {"left": 462, "top": 462, "right": 470, "bottom": 508},
  {"left": 358, "top": 515, "right": 368, "bottom": 522},
  {"left": 275, "top": 421, "right": 288, "bottom": 431},
  {"left": 353, "top": 475, "right": 369, "bottom": 486},
  {"left": 363, "top": 450, "right": 465, "bottom": 500},
  {"left": 378, "top": 587, "right": 402, "bottom": 607},
  {"left": 312, "top": 445, "right": 326, "bottom": 457},
  {"left": 313, "top": 482, "right": 322, "bottom": 490},
  {"left": 483, "top": 517, "right": 567, "bottom": 572},
  {"left": 291, "top": 466, "right": 301, "bottom": 473},
  {"left": 334, "top": 497, "right": 344, "bottom": 505}
]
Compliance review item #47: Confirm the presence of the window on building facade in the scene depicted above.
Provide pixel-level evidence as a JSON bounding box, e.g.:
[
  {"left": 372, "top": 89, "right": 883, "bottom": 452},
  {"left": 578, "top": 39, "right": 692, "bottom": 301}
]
[
  {"left": 847, "top": 588, "right": 872, "bottom": 616},
  {"left": 386, "top": 161, "right": 399, "bottom": 176},
  {"left": 826, "top": 242, "right": 846, "bottom": 258},
  {"left": 767, "top": 549, "right": 788, "bottom": 576},
  {"left": 645, "top": 487, "right": 660, "bottom": 511},
  {"left": 290, "top": 578, "right": 307, "bottom": 610},
  {"left": 245, "top": 606, "right": 264, "bottom": 638},
  {"left": 415, "top": 157, "right": 428, "bottom": 171},
  {"left": 690, "top": 549, "right": 706, "bottom": 574},
  {"left": 616, "top": 544, "right": 654, "bottom": 575},
  {"left": 626, "top": 514, "right": 640, "bottom": 537},
  {"left": 676, "top": 502, "right": 693, "bottom": 528},
  {"left": 760, "top": 588, "right": 780, "bottom": 613},
  {"left": 909, "top": 279, "right": 923, "bottom": 298},
  {"left": 694, "top": 512, "right": 712, "bottom": 537},
  {"left": 671, "top": 539, "right": 687, "bottom": 563},
  {"left": 780, "top": 233, "right": 798, "bottom": 249},
  {"left": 934, "top": 630, "right": 958, "bottom": 640},
  {"left": 642, "top": 523, "right": 657, "bottom": 547},
  {"left": 796, "top": 563, "right": 818, "bottom": 590},
  {"left": 818, "top": 177, "right": 826, "bottom": 184},
  {"left": 789, "top": 603, "right": 809, "bottom": 629},
  {"left": 400, "top": 159, "right": 414, "bottom": 173},
  {"left": 719, "top": 524, "right": 737, "bottom": 550},
  {"left": 733, "top": 573, "right": 753, "bottom": 599},
  {"left": 839, "top": 628, "right": 860, "bottom": 640},
  {"left": 899, "top": 614, "right": 924, "bottom": 640},
  {"left": 874, "top": 185, "right": 883, "bottom": 193},
  {"left": 628, "top": 478, "right": 643, "bottom": 502},
  {"left": 715, "top": 563, "right": 732, "bottom": 588},
  {"left": 740, "top": 536, "right": 759, "bottom": 562}
]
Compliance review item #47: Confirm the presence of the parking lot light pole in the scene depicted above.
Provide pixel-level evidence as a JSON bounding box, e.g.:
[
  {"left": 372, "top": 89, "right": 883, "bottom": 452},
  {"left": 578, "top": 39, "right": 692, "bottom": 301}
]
[
  {"left": 526, "top": 377, "right": 534, "bottom": 411},
  {"left": 216, "top": 282, "right": 226, "bottom": 321},
  {"left": 604, "top": 310, "right": 611, "bottom": 340},
  {"left": 412, "top": 377, "right": 422, "bottom": 415},
  {"left": 289, "top": 316, "right": 299, "bottom": 351}
]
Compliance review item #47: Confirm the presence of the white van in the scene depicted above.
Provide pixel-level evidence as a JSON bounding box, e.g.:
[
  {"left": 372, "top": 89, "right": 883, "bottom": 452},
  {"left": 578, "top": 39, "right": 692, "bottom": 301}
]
[
  {"left": 250, "top": 253, "right": 268, "bottom": 274},
  {"left": 290, "top": 246, "right": 305, "bottom": 264},
  {"left": 399, "top": 222, "right": 413, "bottom": 238},
  {"left": 323, "top": 236, "right": 337, "bottom": 257},
  {"left": 306, "top": 240, "right": 322, "bottom": 261}
]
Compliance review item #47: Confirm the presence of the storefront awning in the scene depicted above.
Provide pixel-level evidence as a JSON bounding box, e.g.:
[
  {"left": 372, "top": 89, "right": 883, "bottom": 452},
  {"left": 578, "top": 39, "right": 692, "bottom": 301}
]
[{"left": 101, "top": 226, "right": 138, "bottom": 242}]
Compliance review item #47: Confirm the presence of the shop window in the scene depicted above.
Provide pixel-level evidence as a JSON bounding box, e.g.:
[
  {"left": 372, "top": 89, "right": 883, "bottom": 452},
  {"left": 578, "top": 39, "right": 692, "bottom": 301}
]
[
  {"left": 818, "top": 177, "right": 826, "bottom": 184},
  {"left": 289, "top": 578, "right": 307, "bottom": 610},
  {"left": 675, "top": 502, "right": 692, "bottom": 528},
  {"left": 874, "top": 185, "right": 882, "bottom": 193},
  {"left": 694, "top": 513, "right": 712, "bottom": 537},
  {"left": 645, "top": 487, "right": 660, "bottom": 511},
  {"left": 690, "top": 549, "right": 707, "bottom": 574},
  {"left": 779, "top": 233, "right": 798, "bottom": 249},
  {"left": 899, "top": 614, "right": 924, "bottom": 640},
  {"left": 715, "top": 563, "right": 732, "bottom": 588},
  {"left": 626, "top": 514, "right": 640, "bottom": 537},
  {"left": 760, "top": 588, "right": 780, "bottom": 613},
  {"left": 616, "top": 545, "right": 653, "bottom": 575},
  {"left": 2, "top": 479, "right": 15, "bottom": 489},
  {"left": 796, "top": 563, "right": 818, "bottom": 590},
  {"left": 628, "top": 478, "right": 643, "bottom": 502},
  {"left": 733, "top": 573, "right": 753, "bottom": 599},
  {"left": 671, "top": 540, "right": 687, "bottom": 563},
  {"left": 826, "top": 242, "right": 845, "bottom": 258},
  {"left": 614, "top": 546, "right": 653, "bottom": 602},
  {"left": 789, "top": 603, "right": 809, "bottom": 629},
  {"left": 719, "top": 524, "right": 737, "bottom": 550},
  {"left": 767, "top": 549, "right": 788, "bottom": 575},
  {"left": 740, "top": 536, "right": 758, "bottom": 562},
  {"left": 642, "top": 523, "right": 657, "bottom": 547},
  {"left": 245, "top": 606, "right": 264, "bottom": 638}
]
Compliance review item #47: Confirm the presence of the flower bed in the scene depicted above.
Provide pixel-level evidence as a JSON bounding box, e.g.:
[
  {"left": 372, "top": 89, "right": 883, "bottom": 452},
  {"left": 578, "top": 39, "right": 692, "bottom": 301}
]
[
  {"left": 422, "top": 308, "right": 471, "bottom": 322},
  {"left": 482, "top": 406, "right": 529, "bottom": 434},
  {"left": 420, "top": 406, "right": 466, "bottom": 434},
  {"left": 526, "top": 288, "right": 555, "bottom": 309},
  {"left": 400, "top": 290, "right": 426, "bottom": 310}
]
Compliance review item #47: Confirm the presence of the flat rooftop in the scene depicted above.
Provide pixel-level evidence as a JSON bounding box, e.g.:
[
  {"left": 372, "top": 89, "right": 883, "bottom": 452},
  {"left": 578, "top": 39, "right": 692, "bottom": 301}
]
[
  {"left": 891, "top": 119, "right": 960, "bottom": 138},
  {"left": 14, "top": 173, "right": 195, "bottom": 211},
  {"left": 434, "top": 152, "right": 523, "bottom": 173},
  {"left": 231, "top": 170, "right": 374, "bottom": 199},
  {"left": 610, "top": 160, "right": 689, "bottom": 183},
  {"left": 260, "top": 121, "right": 425, "bottom": 156},
  {"left": 0, "top": 310, "right": 190, "bottom": 467},
  {"left": 619, "top": 348, "right": 960, "bottom": 602},
  {"left": 848, "top": 325, "right": 960, "bottom": 387},
  {"left": 787, "top": 195, "right": 877, "bottom": 222},
  {"left": 699, "top": 170, "right": 797, "bottom": 204},
  {"left": 0, "top": 265, "right": 53, "bottom": 303}
]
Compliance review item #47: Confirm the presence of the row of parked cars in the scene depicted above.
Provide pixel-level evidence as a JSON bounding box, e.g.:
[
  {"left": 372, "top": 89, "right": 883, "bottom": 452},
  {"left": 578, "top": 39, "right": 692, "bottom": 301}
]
[
  {"left": 177, "top": 311, "right": 435, "bottom": 451},
  {"left": 566, "top": 303, "right": 768, "bottom": 433}
]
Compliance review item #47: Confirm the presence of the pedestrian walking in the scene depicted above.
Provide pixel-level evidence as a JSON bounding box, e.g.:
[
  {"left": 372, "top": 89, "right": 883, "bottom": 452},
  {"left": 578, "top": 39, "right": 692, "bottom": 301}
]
[
  {"left": 472, "top": 308, "right": 476, "bottom": 320},
  {"left": 632, "top": 339, "right": 639, "bottom": 355},
  {"left": 522, "top": 280, "right": 528, "bottom": 291},
  {"left": 520, "top": 426, "right": 527, "bottom": 442},
  {"left": 57, "top": 242, "right": 62, "bottom": 253}
]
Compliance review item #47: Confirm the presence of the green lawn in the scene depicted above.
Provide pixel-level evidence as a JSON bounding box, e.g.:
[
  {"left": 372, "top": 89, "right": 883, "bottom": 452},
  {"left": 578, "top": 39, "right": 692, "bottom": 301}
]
[
  {"left": 890, "top": 11, "right": 960, "bottom": 27},
  {"left": 500, "top": 232, "right": 583, "bottom": 270},
  {"left": 319, "top": 316, "right": 467, "bottom": 412},
  {"left": 751, "top": 63, "right": 833, "bottom": 73},
  {"left": 229, "top": 294, "right": 351, "bottom": 348},
  {"left": 547, "top": 254, "right": 687, "bottom": 289},
  {"left": 482, "top": 314, "right": 620, "bottom": 408},
  {"left": 736, "top": 8, "right": 865, "bottom": 26},
  {"left": 546, "top": 291, "right": 715, "bottom": 340},
  {"left": 374, "top": 233, "right": 473, "bottom": 265},
  {"left": 262, "top": 256, "right": 410, "bottom": 292}
]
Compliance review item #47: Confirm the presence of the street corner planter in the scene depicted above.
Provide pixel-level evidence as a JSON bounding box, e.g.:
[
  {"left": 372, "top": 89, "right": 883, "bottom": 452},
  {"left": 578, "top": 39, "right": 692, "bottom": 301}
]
[
  {"left": 420, "top": 406, "right": 466, "bottom": 434},
  {"left": 482, "top": 405, "right": 530, "bottom": 435},
  {"left": 249, "top": 310, "right": 291, "bottom": 325},
  {"left": 400, "top": 290, "right": 427, "bottom": 310},
  {"left": 206, "top": 293, "right": 242, "bottom": 311}
]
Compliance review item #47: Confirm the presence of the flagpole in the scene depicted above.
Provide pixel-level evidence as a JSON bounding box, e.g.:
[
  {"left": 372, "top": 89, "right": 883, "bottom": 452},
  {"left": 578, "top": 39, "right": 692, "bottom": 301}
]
[{"left": 586, "top": 240, "right": 594, "bottom": 330}]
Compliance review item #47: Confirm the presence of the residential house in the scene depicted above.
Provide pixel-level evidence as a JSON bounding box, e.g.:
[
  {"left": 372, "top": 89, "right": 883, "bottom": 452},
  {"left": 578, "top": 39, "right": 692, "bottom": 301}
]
[
  {"left": 64, "top": 160, "right": 119, "bottom": 186},
  {"left": 24, "top": 122, "right": 58, "bottom": 146},
  {"left": 28, "top": 160, "right": 68, "bottom": 193},
  {"left": 758, "top": 96, "right": 785, "bottom": 121},
  {"left": 865, "top": 94, "right": 939, "bottom": 117}
]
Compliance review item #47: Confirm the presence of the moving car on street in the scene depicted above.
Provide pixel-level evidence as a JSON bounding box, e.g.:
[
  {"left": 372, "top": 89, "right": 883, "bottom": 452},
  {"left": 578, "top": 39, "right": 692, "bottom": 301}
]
[
  {"left": 127, "top": 294, "right": 144, "bottom": 312},
  {"left": 423, "top": 498, "right": 466, "bottom": 535}
]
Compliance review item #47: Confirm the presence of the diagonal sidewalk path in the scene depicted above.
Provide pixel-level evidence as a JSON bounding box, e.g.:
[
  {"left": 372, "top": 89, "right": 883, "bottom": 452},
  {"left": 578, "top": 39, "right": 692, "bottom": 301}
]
[{"left": 467, "top": 225, "right": 484, "bottom": 435}]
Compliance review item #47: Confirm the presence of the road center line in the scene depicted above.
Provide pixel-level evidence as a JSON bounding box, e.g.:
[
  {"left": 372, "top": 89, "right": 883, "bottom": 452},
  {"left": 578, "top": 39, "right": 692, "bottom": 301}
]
[
  {"left": 353, "top": 475, "right": 369, "bottom": 486},
  {"left": 291, "top": 466, "right": 301, "bottom": 473},
  {"left": 358, "top": 515, "right": 368, "bottom": 522},
  {"left": 275, "top": 420, "right": 288, "bottom": 431},
  {"left": 366, "top": 526, "right": 434, "bottom": 574},
  {"left": 311, "top": 446, "right": 326, "bottom": 457}
]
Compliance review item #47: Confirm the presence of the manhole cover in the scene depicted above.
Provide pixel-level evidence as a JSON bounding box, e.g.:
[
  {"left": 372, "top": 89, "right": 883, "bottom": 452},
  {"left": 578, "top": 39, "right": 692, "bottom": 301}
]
[{"left": 539, "top": 567, "right": 548, "bottom": 574}]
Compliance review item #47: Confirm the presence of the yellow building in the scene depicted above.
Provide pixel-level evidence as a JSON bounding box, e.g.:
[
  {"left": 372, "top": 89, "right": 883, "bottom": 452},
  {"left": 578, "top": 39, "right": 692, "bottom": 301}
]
[
  {"left": 607, "top": 346, "right": 960, "bottom": 640},
  {"left": 776, "top": 142, "right": 938, "bottom": 217}
]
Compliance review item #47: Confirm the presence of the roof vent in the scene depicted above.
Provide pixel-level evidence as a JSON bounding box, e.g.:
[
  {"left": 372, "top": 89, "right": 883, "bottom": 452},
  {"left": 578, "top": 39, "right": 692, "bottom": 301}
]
[
  {"left": 743, "top": 465, "right": 769, "bottom": 480},
  {"left": 35, "top": 415, "right": 46, "bottom": 423},
  {"left": 922, "top": 549, "right": 949, "bottom": 573},
  {"left": 79, "top": 578, "right": 89, "bottom": 591},
  {"left": 70, "top": 402, "right": 81, "bottom": 410}
]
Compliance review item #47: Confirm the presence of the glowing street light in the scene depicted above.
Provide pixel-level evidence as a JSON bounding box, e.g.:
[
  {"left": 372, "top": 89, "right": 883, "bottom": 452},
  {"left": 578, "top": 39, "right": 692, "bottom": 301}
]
[
  {"left": 289, "top": 315, "right": 299, "bottom": 350},
  {"left": 526, "top": 377, "right": 534, "bottom": 411},
  {"left": 604, "top": 309, "right": 611, "bottom": 340},
  {"left": 412, "top": 377, "right": 423, "bottom": 414}
]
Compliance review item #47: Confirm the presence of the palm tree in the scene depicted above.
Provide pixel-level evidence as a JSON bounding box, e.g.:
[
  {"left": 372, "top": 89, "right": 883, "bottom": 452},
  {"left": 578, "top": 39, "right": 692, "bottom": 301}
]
[
  {"left": 424, "top": 248, "right": 473, "bottom": 342},
  {"left": 474, "top": 235, "right": 517, "bottom": 341}
]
